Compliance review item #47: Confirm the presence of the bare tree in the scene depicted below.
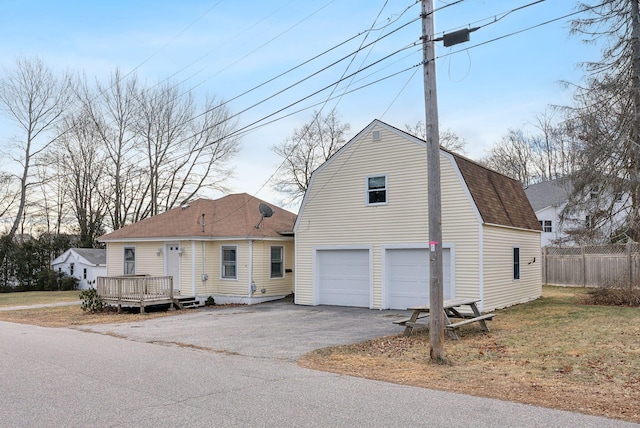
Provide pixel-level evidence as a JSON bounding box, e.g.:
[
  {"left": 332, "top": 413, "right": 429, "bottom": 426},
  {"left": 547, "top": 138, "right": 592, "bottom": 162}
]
[
  {"left": 404, "top": 121, "right": 468, "bottom": 154},
  {"left": 134, "top": 86, "right": 239, "bottom": 218},
  {"left": 50, "top": 112, "right": 108, "bottom": 246},
  {"left": 561, "top": 0, "right": 640, "bottom": 242},
  {"left": 272, "top": 109, "right": 350, "bottom": 203},
  {"left": 484, "top": 129, "right": 537, "bottom": 185},
  {"left": 75, "top": 70, "right": 140, "bottom": 230},
  {"left": 0, "top": 57, "right": 73, "bottom": 243},
  {"left": 0, "top": 172, "right": 18, "bottom": 224}
]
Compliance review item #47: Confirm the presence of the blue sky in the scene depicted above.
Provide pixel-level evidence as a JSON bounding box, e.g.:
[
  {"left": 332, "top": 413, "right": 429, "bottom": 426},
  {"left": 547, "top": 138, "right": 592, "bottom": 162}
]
[{"left": 0, "top": 0, "right": 600, "bottom": 205}]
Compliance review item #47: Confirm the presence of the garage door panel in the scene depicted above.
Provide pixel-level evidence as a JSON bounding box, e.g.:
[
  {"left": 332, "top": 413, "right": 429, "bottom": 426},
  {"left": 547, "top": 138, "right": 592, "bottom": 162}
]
[
  {"left": 317, "top": 249, "right": 370, "bottom": 307},
  {"left": 386, "top": 248, "right": 451, "bottom": 310}
]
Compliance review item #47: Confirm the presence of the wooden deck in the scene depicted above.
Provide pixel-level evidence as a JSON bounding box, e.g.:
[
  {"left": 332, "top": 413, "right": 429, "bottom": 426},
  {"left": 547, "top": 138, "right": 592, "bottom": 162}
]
[{"left": 97, "top": 275, "right": 176, "bottom": 313}]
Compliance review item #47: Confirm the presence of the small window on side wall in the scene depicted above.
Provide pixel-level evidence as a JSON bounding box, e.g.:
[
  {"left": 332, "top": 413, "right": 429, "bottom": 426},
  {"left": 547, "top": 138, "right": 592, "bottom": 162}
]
[
  {"left": 513, "top": 247, "right": 521, "bottom": 280},
  {"left": 270, "top": 246, "right": 284, "bottom": 278},
  {"left": 367, "top": 175, "right": 387, "bottom": 205}
]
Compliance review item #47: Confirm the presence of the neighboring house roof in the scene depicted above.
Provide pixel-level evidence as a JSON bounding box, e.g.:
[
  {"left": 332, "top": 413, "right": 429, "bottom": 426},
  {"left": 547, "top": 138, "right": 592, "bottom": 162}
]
[
  {"left": 451, "top": 153, "right": 541, "bottom": 231},
  {"left": 99, "top": 194, "right": 297, "bottom": 241},
  {"left": 523, "top": 177, "right": 573, "bottom": 212},
  {"left": 51, "top": 248, "right": 106, "bottom": 266},
  {"left": 72, "top": 248, "right": 107, "bottom": 265}
]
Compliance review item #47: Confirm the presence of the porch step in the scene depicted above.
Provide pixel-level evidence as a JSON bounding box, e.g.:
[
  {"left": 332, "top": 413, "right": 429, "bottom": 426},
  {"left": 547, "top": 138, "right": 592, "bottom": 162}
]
[{"left": 173, "top": 297, "right": 202, "bottom": 310}]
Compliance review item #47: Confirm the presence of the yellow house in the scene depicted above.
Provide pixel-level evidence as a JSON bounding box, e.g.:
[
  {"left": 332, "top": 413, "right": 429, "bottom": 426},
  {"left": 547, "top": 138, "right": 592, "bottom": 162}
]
[
  {"left": 99, "top": 194, "right": 296, "bottom": 306},
  {"left": 294, "top": 120, "right": 541, "bottom": 312}
]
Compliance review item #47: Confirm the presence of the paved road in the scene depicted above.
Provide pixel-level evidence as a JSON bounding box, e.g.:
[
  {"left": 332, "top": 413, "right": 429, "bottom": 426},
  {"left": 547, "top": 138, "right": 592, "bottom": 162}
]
[{"left": 1, "top": 301, "right": 637, "bottom": 427}]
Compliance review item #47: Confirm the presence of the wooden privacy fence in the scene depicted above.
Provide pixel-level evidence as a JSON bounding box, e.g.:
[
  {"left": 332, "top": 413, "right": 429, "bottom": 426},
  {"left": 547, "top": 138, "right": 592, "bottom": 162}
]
[
  {"left": 97, "top": 275, "right": 174, "bottom": 313},
  {"left": 542, "top": 243, "right": 640, "bottom": 288}
]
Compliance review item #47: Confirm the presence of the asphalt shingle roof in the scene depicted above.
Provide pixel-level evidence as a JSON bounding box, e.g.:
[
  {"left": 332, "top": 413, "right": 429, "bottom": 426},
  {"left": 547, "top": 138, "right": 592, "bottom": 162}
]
[
  {"left": 523, "top": 178, "right": 573, "bottom": 212},
  {"left": 451, "top": 153, "right": 541, "bottom": 231},
  {"left": 99, "top": 194, "right": 297, "bottom": 241},
  {"left": 70, "top": 248, "right": 106, "bottom": 265}
]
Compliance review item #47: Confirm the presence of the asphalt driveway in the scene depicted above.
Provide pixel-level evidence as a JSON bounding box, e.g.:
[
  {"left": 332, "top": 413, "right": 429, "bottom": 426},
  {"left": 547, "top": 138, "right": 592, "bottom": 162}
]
[{"left": 81, "top": 299, "right": 408, "bottom": 360}]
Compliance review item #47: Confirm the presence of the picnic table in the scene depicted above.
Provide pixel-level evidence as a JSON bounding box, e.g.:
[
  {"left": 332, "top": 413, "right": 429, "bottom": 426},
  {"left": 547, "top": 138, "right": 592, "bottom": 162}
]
[{"left": 393, "top": 298, "right": 495, "bottom": 340}]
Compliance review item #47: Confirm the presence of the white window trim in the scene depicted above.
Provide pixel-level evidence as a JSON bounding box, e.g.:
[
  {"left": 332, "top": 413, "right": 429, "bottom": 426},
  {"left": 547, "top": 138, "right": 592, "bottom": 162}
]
[
  {"left": 366, "top": 174, "right": 388, "bottom": 206},
  {"left": 221, "top": 245, "right": 238, "bottom": 280},
  {"left": 513, "top": 247, "right": 521, "bottom": 281},
  {"left": 123, "top": 246, "right": 136, "bottom": 275},
  {"left": 270, "top": 245, "right": 285, "bottom": 279},
  {"left": 539, "top": 220, "right": 552, "bottom": 233}
]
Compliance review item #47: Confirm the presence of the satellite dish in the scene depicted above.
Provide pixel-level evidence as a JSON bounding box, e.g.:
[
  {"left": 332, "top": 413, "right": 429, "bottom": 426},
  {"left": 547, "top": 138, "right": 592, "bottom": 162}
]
[
  {"left": 255, "top": 203, "right": 274, "bottom": 229},
  {"left": 259, "top": 203, "right": 274, "bottom": 218}
]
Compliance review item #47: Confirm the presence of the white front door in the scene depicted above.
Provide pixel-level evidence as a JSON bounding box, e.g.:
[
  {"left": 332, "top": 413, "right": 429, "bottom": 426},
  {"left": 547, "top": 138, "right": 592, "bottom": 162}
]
[{"left": 165, "top": 243, "right": 181, "bottom": 293}]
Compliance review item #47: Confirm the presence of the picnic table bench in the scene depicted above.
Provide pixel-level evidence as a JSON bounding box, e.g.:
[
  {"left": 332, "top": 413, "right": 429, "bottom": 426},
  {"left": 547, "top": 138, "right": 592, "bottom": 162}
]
[{"left": 393, "top": 298, "right": 495, "bottom": 340}]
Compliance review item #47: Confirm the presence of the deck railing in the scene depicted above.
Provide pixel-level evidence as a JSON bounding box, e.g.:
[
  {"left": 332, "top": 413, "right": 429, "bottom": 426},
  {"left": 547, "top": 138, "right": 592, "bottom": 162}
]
[{"left": 97, "top": 275, "right": 174, "bottom": 313}]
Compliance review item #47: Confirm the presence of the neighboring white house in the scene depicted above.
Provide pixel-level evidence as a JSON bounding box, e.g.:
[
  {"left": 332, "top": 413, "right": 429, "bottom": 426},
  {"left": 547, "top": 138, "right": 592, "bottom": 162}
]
[
  {"left": 294, "top": 120, "right": 542, "bottom": 313},
  {"left": 51, "top": 248, "right": 107, "bottom": 290},
  {"left": 524, "top": 178, "right": 629, "bottom": 246}
]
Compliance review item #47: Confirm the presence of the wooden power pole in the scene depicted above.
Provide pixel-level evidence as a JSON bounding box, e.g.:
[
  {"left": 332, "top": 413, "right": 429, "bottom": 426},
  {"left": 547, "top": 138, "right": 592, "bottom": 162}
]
[{"left": 421, "top": 0, "right": 445, "bottom": 361}]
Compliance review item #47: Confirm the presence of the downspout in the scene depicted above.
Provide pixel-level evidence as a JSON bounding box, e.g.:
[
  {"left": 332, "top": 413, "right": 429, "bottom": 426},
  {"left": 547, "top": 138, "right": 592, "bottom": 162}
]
[
  {"left": 478, "top": 224, "right": 484, "bottom": 312},
  {"left": 202, "top": 241, "right": 206, "bottom": 294},
  {"left": 248, "top": 240, "right": 254, "bottom": 298},
  {"left": 191, "top": 241, "right": 196, "bottom": 296}
]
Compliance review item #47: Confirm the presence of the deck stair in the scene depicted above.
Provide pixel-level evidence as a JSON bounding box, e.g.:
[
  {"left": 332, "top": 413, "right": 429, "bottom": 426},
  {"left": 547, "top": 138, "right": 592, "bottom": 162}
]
[{"left": 173, "top": 296, "right": 202, "bottom": 310}]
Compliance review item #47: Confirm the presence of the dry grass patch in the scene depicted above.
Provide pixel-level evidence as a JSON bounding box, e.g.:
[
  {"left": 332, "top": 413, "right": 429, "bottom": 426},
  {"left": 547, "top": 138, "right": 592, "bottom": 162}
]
[
  {"left": 299, "top": 286, "right": 640, "bottom": 423},
  {"left": 0, "top": 290, "right": 80, "bottom": 307},
  {"left": 0, "top": 304, "right": 185, "bottom": 327}
]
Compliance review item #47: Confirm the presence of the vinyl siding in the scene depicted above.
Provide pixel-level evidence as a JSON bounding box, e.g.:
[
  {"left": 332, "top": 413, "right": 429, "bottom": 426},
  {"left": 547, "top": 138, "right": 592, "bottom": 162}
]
[
  {"left": 106, "top": 238, "right": 293, "bottom": 300},
  {"left": 106, "top": 242, "right": 164, "bottom": 276},
  {"left": 481, "top": 225, "right": 542, "bottom": 311},
  {"left": 295, "top": 125, "right": 482, "bottom": 308},
  {"left": 250, "top": 240, "right": 295, "bottom": 297}
]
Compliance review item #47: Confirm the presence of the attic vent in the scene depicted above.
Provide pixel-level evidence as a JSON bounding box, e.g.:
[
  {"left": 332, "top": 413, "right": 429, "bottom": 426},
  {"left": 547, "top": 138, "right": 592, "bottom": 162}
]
[{"left": 372, "top": 130, "right": 381, "bottom": 141}]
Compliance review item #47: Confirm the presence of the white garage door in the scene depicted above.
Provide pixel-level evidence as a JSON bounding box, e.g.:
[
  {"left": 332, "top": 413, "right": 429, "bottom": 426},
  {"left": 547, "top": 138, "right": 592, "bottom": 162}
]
[
  {"left": 317, "top": 249, "right": 370, "bottom": 307},
  {"left": 386, "top": 248, "right": 452, "bottom": 310}
]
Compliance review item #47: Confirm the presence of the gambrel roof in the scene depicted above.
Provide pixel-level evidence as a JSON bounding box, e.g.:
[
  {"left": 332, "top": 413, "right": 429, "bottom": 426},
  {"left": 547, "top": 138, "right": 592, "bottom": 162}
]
[
  {"left": 306, "top": 119, "right": 540, "bottom": 232},
  {"left": 452, "top": 153, "right": 541, "bottom": 231},
  {"left": 99, "top": 194, "right": 297, "bottom": 241}
]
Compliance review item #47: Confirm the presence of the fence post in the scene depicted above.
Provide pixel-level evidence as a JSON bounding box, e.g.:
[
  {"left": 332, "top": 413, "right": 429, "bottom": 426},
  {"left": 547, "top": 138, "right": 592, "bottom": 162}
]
[
  {"left": 542, "top": 246, "right": 547, "bottom": 285},
  {"left": 627, "top": 242, "right": 633, "bottom": 289},
  {"left": 581, "top": 245, "right": 586, "bottom": 287}
]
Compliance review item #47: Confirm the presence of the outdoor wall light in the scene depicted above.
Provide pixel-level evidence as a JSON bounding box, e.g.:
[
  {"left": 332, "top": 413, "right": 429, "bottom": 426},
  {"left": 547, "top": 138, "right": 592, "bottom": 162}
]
[
  {"left": 178, "top": 247, "right": 184, "bottom": 256},
  {"left": 156, "top": 249, "right": 162, "bottom": 256}
]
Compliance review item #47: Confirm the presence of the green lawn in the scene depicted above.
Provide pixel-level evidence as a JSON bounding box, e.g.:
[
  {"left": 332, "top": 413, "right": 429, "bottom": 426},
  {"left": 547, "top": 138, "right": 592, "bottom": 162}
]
[{"left": 0, "top": 290, "right": 80, "bottom": 307}]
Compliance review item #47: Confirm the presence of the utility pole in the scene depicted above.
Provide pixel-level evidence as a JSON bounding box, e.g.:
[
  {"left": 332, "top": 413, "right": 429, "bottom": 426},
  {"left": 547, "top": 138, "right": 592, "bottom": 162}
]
[{"left": 421, "top": 0, "right": 445, "bottom": 362}]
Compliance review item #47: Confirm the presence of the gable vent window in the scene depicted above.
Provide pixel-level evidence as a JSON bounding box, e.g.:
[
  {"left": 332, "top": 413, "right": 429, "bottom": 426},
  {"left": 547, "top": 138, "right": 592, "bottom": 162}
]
[
  {"left": 372, "top": 130, "right": 381, "bottom": 141},
  {"left": 367, "top": 175, "right": 387, "bottom": 205}
]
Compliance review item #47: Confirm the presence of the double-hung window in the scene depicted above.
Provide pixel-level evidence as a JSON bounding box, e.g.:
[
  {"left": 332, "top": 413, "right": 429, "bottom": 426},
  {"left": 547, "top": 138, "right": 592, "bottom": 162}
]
[
  {"left": 124, "top": 247, "right": 136, "bottom": 275},
  {"left": 513, "top": 247, "right": 521, "bottom": 280},
  {"left": 539, "top": 220, "right": 552, "bottom": 233},
  {"left": 221, "top": 246, "right": 237, "bottom": 279},
  {"left": 367, "top": 175, "right": 387, "bottom": 205},
  {"left": 270, "top": 246, "right": 284, "bottom": 278}
]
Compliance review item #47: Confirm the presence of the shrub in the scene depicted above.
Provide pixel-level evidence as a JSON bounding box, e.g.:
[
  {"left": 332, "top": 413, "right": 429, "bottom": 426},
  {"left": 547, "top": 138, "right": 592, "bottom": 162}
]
[
  {"left": 583, "top": 279, "right": 640, "bottom": 307},
  {"left": 205, "top": 296, "right": 215, "bottom": 306},
  {"left": 58, "top": 275, "right": 79, "bottom": 291},
  {"left": 79, "top": 287, "right": 105, "bottom": 312}
]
